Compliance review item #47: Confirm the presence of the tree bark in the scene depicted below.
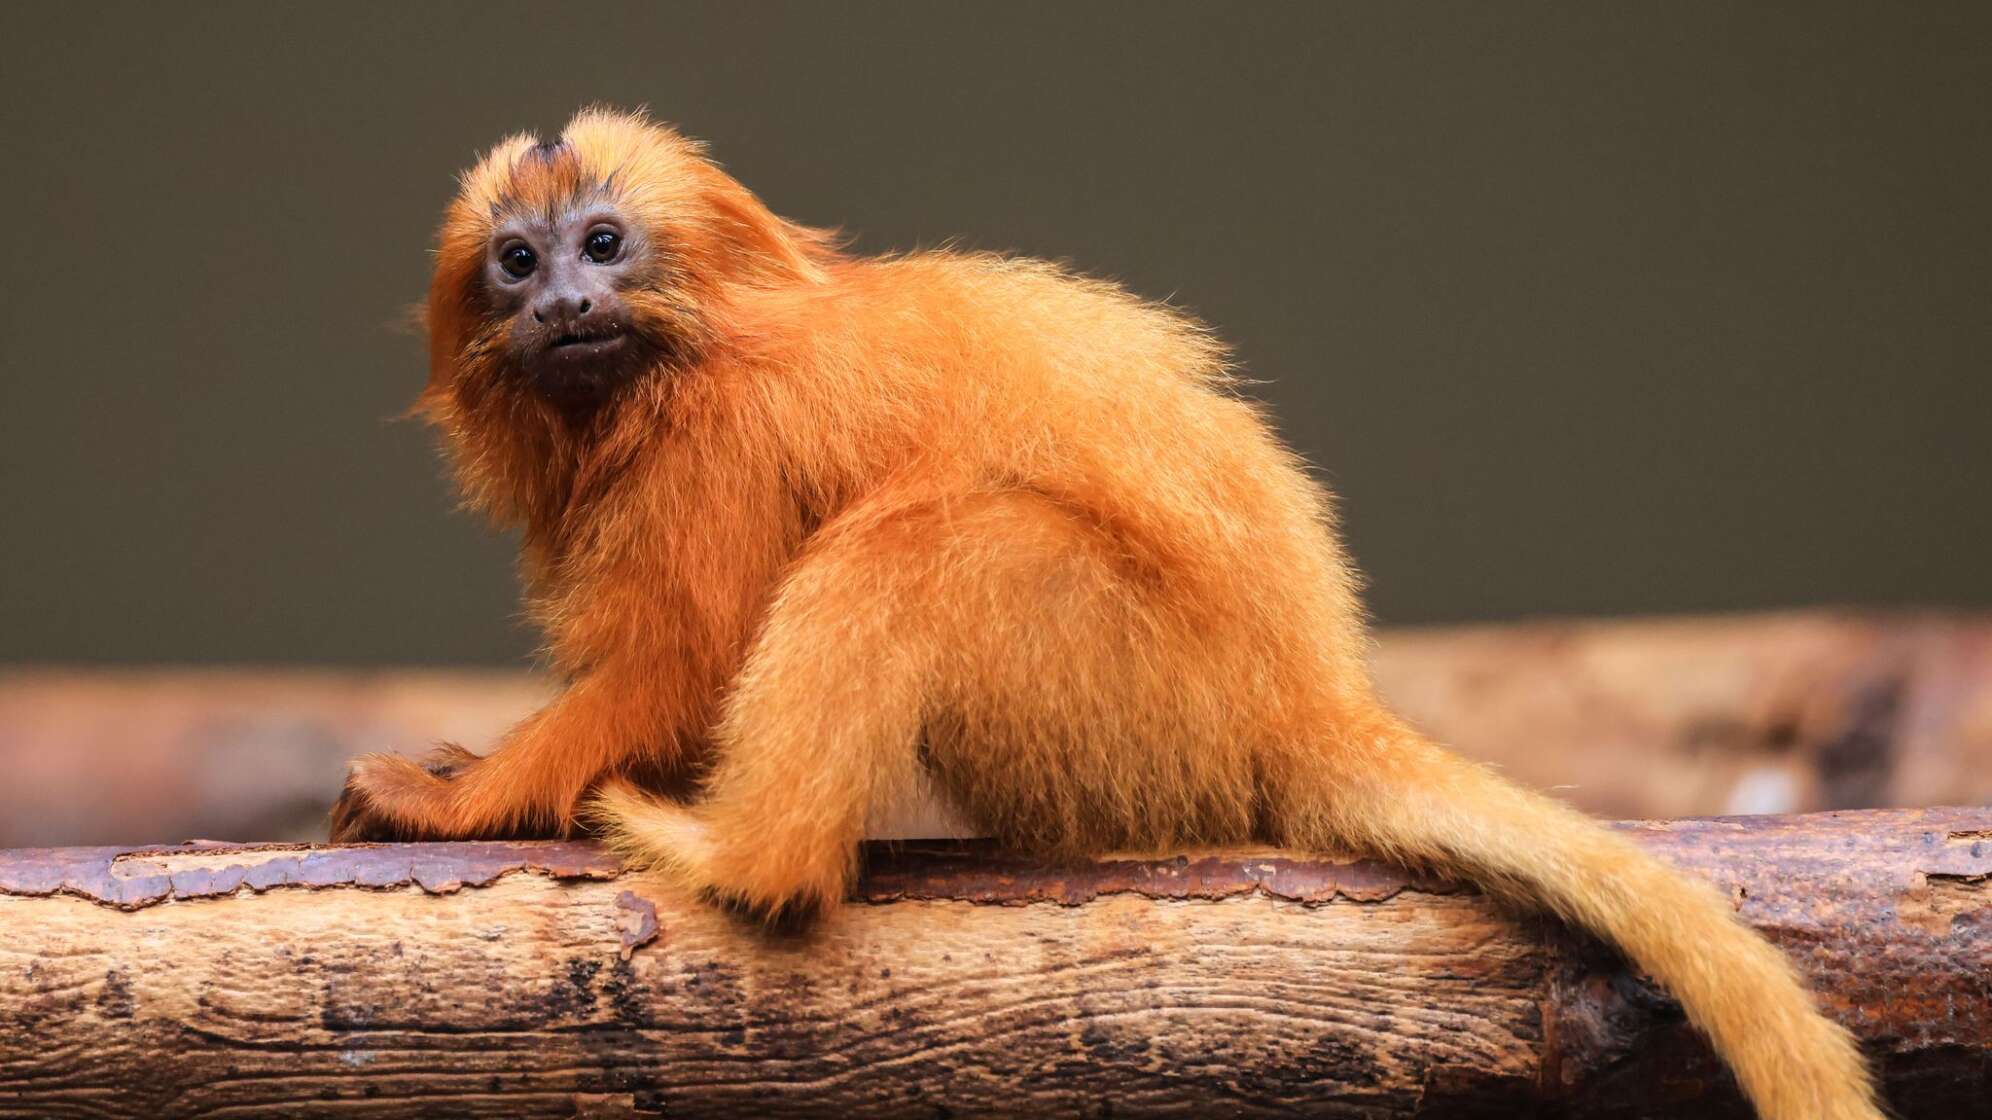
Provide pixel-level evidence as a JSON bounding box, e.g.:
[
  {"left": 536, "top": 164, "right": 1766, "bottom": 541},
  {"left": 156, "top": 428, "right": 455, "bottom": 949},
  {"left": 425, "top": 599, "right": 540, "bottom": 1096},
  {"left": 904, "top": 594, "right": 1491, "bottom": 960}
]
[{"left": 2, "top": 807, "right": 1986, "bottom": 1118}]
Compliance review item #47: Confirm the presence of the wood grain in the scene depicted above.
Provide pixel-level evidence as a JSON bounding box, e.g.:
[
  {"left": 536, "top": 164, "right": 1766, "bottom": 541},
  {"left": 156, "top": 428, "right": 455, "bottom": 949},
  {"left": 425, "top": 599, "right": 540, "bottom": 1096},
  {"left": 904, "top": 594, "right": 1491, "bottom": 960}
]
[{"left": 2, "top": 807, "right": 1986, "bottom": 1118}]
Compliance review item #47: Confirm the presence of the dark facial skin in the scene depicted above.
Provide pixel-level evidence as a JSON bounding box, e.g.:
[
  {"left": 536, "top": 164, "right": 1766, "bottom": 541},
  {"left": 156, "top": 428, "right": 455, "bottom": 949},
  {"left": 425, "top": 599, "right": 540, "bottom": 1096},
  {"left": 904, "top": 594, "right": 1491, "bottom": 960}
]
[{"left": 486, "top": 203, "right": 656, "bottom": 404}]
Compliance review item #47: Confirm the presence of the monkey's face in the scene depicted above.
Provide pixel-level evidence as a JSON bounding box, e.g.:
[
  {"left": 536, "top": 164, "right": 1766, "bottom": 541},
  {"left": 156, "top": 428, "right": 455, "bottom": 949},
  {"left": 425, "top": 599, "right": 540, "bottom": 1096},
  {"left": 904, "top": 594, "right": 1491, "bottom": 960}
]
[
  {"left": 484, "top": 200, "right": 659, "bottom": 400},
  {"left": 425, "top": 109, "right": 828, "bottom": 429}
]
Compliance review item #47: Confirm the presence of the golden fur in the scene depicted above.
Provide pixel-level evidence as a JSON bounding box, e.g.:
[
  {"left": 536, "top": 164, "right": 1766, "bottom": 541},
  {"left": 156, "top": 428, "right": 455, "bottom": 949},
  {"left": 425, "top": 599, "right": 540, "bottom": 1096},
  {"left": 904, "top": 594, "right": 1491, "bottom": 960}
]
[{"left": 332, "top": 108, "right": 1880, "bottom": 1119}]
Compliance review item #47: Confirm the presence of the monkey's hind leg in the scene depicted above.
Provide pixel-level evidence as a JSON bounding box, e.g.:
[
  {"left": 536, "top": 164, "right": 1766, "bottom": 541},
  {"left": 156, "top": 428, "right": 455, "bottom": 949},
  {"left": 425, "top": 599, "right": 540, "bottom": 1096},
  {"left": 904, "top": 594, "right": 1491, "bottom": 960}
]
[{"left": 589, "top": 488, "right": 1128, "bottom": 922}]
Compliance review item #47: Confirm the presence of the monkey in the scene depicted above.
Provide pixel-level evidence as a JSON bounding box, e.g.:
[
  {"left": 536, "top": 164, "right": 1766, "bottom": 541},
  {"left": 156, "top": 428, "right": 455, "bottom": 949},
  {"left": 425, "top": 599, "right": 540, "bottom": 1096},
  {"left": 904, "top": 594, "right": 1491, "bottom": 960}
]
[{"left": 328, "top": 108, "right": 1880, "bottom": 1120}]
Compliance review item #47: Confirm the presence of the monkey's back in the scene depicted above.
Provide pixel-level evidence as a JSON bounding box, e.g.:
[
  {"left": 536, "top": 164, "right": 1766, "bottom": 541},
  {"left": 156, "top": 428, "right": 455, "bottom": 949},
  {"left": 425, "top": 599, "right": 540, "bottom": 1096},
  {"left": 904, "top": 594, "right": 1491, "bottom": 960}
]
[
  {"left": 744, "top": 251, "right": 1382, "bottom": 851},
  {"left": 834, "top": 251, "right": 1364, "bottom": 636}
]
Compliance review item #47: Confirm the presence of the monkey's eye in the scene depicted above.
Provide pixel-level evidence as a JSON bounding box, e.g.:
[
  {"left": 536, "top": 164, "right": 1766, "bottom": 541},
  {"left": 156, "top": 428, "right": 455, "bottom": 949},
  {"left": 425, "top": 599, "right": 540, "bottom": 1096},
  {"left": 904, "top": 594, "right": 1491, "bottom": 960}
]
[
  {"left": 499, "top": 244, "right": 537, "bottom": 279},
  {"left": 583, "top": 229, "right": 622, "bottom": 263}
]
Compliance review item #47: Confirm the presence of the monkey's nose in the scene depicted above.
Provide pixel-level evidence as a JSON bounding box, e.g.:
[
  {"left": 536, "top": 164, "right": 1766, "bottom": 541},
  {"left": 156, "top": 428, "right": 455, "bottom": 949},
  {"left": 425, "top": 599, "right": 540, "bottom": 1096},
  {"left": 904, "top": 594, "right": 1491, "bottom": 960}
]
[{"left": 532, "top": 296, "right": 593, "bottom": 325}]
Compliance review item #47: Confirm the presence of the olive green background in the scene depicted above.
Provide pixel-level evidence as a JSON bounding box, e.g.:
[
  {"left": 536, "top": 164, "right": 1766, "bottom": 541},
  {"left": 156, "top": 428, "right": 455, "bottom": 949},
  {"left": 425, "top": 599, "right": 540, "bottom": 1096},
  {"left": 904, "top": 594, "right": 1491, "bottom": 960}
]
[{"left": 2, "top": 3, "right": 1985, "bottom": 665}]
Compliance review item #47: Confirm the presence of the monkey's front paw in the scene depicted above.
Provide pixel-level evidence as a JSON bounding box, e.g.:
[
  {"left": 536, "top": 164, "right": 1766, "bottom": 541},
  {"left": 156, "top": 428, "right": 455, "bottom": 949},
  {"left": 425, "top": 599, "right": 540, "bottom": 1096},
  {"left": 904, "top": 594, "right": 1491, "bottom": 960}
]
[
  {"left": 418, "top": 742, "right": 483, "bottom": 780},
  {"left": 327, "top": 771, "right": 393, "bottom": 843},
  {"left": 327, "top": 752, "right": 452, "bottom": 842}
]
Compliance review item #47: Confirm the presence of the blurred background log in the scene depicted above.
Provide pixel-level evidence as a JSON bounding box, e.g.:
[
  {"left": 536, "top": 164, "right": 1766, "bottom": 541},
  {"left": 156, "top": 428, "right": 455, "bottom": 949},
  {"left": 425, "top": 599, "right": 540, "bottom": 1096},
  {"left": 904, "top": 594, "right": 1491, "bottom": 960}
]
[
  {"left": 0, "top": 808, "right": 1985, "bottom": 1118},
  {"left": 2, "top": 611, "right": 1987, "bottom": 847}
]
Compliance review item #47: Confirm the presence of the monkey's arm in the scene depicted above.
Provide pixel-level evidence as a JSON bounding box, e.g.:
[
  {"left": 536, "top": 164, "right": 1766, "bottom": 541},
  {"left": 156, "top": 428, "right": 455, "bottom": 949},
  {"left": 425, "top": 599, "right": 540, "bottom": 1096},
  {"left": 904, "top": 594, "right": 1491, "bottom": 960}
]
[{"left": 329, "top": 665, "right": 692, "bottom": 842}]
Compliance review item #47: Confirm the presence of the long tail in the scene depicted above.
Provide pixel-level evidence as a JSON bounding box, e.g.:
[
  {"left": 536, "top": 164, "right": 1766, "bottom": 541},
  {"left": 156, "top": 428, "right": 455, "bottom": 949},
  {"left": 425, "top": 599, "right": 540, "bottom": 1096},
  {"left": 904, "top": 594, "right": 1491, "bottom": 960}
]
[{"left": 1277, "top": 725, "right": 1881, "bottom": 1120}]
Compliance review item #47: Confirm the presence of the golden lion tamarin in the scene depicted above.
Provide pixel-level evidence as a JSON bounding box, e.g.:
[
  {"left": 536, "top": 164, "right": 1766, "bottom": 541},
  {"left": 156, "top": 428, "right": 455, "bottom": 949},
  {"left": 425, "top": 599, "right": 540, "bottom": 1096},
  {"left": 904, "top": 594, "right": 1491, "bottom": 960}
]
[{"left": 330, "top": 108, "right": 1880, "bottom": 1119}]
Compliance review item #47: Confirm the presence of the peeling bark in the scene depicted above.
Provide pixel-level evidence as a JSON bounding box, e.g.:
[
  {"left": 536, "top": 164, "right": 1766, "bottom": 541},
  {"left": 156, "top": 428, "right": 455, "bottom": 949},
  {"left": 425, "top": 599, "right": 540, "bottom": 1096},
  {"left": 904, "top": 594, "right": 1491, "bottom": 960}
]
[
  {"left": 2, "top": 808, "right": 1987, "bottom": 1118},
  {"left": 0, "top": 839, "right": 618, "bottom": 909}
]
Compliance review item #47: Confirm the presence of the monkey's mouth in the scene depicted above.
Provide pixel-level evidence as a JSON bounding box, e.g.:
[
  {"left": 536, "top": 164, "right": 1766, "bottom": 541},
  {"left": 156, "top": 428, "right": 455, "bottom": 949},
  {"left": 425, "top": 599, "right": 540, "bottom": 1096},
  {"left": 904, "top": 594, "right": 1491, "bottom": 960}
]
[{"left": 544, "top": 328, "right": 629, "bottom": 360}]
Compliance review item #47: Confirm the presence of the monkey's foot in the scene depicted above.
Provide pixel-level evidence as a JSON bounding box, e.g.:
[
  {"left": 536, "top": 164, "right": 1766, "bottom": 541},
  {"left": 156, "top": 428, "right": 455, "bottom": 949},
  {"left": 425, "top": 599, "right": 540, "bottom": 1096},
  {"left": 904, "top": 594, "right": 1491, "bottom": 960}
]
[{"left": 586, "top": 780, "right": 838, "bottom": 928}]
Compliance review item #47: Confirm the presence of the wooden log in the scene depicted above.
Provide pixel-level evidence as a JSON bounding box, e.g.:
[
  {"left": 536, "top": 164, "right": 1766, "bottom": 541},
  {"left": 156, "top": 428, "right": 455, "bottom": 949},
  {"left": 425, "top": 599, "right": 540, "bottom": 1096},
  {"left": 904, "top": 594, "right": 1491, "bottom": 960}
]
[
  {"left": 1, "top": 808, "right": 1986, "bottom": 1118},
  {"left": 4, "top": 611, "right": 1988, "bottom": 846}
]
